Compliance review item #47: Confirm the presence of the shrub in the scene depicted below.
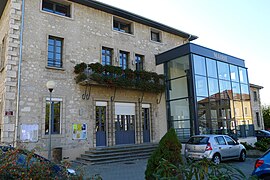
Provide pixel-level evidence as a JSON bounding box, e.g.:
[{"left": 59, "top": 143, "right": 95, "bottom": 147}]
[
  {"left": 74, "top": 63, "right": 87, "bottom": 74},
  {"left": 145, "top": 128, "right": 182, "bottom": 180}
]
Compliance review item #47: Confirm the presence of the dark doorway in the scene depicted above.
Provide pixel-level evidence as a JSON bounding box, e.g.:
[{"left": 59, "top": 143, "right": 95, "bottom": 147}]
[{"left": 143, "top": 107, "right": 150, "bottom": 143}]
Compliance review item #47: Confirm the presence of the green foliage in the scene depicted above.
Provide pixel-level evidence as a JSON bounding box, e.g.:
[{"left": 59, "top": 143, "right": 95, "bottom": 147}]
[
  {"left": 74, "top": 63, "right": 165, "bottom": 93},
  {"left": 153, "top": 158, "right": 246, "bottom": 180},
  {"left": 255, "top": 138, "right": 270, "bottom": 152},
  {"left": 145, "top": 128, "right": 182, "bottom": 180},
  {"left": 240, "top": 142, "right": 254, "bottom": 150},
  {"left": 263, "top": 105, "right": 270, "bottom": 129}
]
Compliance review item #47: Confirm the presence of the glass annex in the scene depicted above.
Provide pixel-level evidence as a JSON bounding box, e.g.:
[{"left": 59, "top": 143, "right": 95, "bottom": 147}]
[{"left": 156, "top": 43, "right": 253, "bottom": 142}]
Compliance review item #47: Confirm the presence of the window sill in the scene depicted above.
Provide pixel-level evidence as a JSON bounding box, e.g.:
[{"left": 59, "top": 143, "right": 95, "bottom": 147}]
[
  {"left": 46, "top": 66, "right": 65, "bottom": 71},
  {"left": 150, "top": 39, "right": 163, "bottom": 45},
  {"left": 40, "top": 10, "right": 74, "bottom": 20},
  {"left": 43, "top": 134, "right": 64, "bottom": 139},
  {"left": 112, "top": 29, "right": 135, "bottom": 37}
]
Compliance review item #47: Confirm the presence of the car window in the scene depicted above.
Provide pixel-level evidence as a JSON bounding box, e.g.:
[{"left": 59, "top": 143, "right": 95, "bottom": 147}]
[
  {"left": 225, "top": 136, "right": 236, "bottom": 145},
  {"left": 214, "top": 136, "right": 226, "bottom": 145},
  {"left": 187, "top": 136, "right": 209, "bottom": 145}
]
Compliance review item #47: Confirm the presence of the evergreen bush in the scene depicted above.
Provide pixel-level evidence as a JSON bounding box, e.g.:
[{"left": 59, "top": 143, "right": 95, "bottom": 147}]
[{"left": 145, "top": 128, "right": 182, "bottom": 180}]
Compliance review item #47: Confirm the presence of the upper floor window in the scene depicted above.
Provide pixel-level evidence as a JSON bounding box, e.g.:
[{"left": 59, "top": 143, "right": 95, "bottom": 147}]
[
  {"left": 102, "top": 47, "right": 112, "bottom": 65},
  {"left": 42, "top": 0, "right": 71, "bottom": 17},
  {"left": 151, "top": 30, "right": 161, "bottom": 42},
  {"left": 119, "top": 51, "right": 128, "bottom": 70},
  {"left": 135, "top": 54, "right": 144, "bottom": 71},
  {"left": 48, "top": 36, "right": 63, "bottom": 68},
  {"left": 45, "top": 100, "right": 61, "bottom": 135},
  {"left": 253, "top": 91, "right": 258, "bottom": 101},
  {"left": 113, "top": 17, "right": 133, "bottom": 34}
]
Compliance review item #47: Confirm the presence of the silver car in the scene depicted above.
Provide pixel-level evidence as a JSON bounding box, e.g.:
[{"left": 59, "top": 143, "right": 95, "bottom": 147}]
[{"left": 185, "top": 135, "right": 246, "bottom": 164}]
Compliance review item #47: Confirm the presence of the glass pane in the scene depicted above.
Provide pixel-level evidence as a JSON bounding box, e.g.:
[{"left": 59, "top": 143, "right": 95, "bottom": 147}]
[
  {"left": 56, "top": 40, "right": 62, "bottom": 46},
  {"left": 239, "top": 67, "right": 248, "bottom": 84},
  {"left": 230, "top": 65, "right": 239, "bottom": 82},
  {"left": 169, "top": 99, "right": 190, "bottom": 120},
  {"left": 193, "top": 55, "right": 206, "bottom": 76},
  {"left": 56, "top": 47, "right": 61, "bottom": 53},
  {"left": 243, "top": 100, "right": 252, "bottom": 118},
  {"left": 55, "top": 4, "right": 69, "bottom": 16},
  {"left": 48, "top": 45, "right": 54, "bottom": 52},
  {"left": 232, "top": 82, "right": 241, "bottom": 100},
  {"left": 217, "top": 61, "right": 230, "bottom": 80},
  {"left": 219, "top": 80, "right": 231, "bottom": 99},
  {"left": 208, "top": 78, "right": 219, "bottom": 98},
  {"left": 48, "top": 39, "right": 54, "bottom": 45},
  {"left": 168, "top": 77, "right": 188, "bottom": 100},
  {"left": 55, "top": 53, "right": 61, "bottom": 60},
  {"left": 48, "top": 52, "right": 53, "bottom": 59},
  {"left": 167, "top": 55, "right": 189, "bottom": 79},
  {"left": 197, "top": 97, "right": 209, "bottom": 121},
  {"left": 234, "top": 100, "right": 244, "bottom": 124},
  {"left": 241, "top": 84, "right": 250, "bottom": 100},
  {"left": 195, "top": 75, "right": 208, "bottom": 97},
  {"left": 206, "top": 58, "right": 217, "bottom": 78},
  {"left": 210, "top": 99, "right": 218, "bottom": 119}
]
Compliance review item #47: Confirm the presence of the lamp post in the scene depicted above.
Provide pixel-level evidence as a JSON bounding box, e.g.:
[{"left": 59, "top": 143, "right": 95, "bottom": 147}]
[{"left": 46, "top": 80, "right": 55, "bottom": 160}]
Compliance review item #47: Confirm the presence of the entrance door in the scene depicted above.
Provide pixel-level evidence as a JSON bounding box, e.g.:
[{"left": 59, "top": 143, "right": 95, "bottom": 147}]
[
  {"left": 115, "top": 103, "right": 135, "bottom": 145},
  {"left": 96, "top": 105, "right": 106, "bottom": 146},
  {"left": 142, "top": 105, "right": 150, "bottom": 143}
]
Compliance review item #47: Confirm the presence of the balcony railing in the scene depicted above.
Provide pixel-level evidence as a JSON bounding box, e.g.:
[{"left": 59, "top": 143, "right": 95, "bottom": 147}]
[{"left": 74, "top": 63, "right": 165, "bottom": 93}]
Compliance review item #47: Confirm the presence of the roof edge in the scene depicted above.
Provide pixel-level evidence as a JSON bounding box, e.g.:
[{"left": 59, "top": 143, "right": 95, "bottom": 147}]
[
  {"left": 250, "top": 83, "right": 264, "bottom": 89},
  {"left": 68, "top": 0, "right": 198, "bottom": 41}
]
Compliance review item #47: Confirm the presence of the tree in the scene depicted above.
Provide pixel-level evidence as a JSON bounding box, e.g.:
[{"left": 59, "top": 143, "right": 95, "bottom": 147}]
[
  {"left": 145, "top": 128, "right": 182, "bottom": 180},
  {"left": 263, "top": 105, "right": 270, "bottom": 129}
]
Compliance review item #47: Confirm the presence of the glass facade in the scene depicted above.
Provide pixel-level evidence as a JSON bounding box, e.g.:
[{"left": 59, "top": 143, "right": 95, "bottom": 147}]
[{"left": 160, "top": 43, "right": 254, "bottom": 142}]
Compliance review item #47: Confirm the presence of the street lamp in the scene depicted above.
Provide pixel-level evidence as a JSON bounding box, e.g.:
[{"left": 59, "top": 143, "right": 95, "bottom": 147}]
[{"left": 46, "top": 80, "right": 55, "bottom": 160}]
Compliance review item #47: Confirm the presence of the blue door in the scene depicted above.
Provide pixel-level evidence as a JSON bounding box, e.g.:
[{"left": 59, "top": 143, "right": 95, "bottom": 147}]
[
  {"left": 115, "top": 115, "right": 135, "bottom": 145},
  {"left": 143, "top": 107, "right": 150, "bottom": 143},
  {"left": 96, "top": 106, "right": 106, "bottom": 146}
]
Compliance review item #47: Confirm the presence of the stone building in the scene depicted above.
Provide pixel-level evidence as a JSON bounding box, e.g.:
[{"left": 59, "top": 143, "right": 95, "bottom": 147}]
[
  {"left": 250, "top": 83, "right": 264, "bottom": 130},
  {"left": 0, "top": 0, "right": 197, "bottom": 160}
]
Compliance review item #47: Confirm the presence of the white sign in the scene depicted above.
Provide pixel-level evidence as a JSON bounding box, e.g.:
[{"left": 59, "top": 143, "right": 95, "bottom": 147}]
[{"left": 20, "top": 124, "right": 38, "bottom": 142}]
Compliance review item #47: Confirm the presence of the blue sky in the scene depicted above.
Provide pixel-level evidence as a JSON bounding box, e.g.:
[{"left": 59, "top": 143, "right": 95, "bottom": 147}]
[{"left": 98, "top": 0, "right": 270, "bottom": 105}]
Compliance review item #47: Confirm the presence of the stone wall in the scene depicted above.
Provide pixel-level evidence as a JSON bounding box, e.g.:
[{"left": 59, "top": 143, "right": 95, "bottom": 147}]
[
  {"left": 250, "top": 86, "right": 264, "bottom": 130},
  {"left": 2, "top": 0, "right": 188, "bottom": 160}
]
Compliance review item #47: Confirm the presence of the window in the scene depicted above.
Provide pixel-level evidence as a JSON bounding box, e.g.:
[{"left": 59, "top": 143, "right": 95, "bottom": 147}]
[
  {"left": 0, "top": 36, "right": 6, "bottom": 71},
  {"left": 47, "top": 36, "right": 63, "bottom": 68},
  {"left": 215, "top": 136, "right": 226, "bottom": 145},
  {"left": 224, "top": 136, "right": 236, "bottom": 145},
  {"left": 42, "top": 0, "right": 71, "bottom": 17},
  {"left": 151, "top": 30, "right": 161, "bottom": 42},
  {"left": 113, "top": 17, "right": 133, "bottom": 34},
  {"left": 135, "top": 54, "right": 144, "bottom": 71},
  {"left": 253, "top": 91, "right": 258, "bottom": 101},
  {"left": 119, "top": 51, "right": 128, "bottom": 70},
  {"left": 256, "top": 112, "right": 261, "bottom": 127},
  {"left": 45, "top": 100, "right": 61, "bottom": 134},
  {"left": 102, "top": 47, "right": 112, "bottom": 65}
]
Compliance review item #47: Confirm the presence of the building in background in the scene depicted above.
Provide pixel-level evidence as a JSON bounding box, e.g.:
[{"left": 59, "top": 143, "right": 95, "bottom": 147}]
[{"left": 250, "top": 84, "right": 264, "bottom": 130}]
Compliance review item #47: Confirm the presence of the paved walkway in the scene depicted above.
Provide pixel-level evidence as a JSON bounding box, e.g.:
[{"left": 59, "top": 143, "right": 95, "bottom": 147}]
[{"left": 72, "top": 159, "right": 148, "bottom": 180}]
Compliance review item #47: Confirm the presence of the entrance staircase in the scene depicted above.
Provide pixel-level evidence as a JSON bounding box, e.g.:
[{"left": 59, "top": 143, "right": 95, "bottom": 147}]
[{"left": 73, "top": 143, "right": 158, "bottom": 165}]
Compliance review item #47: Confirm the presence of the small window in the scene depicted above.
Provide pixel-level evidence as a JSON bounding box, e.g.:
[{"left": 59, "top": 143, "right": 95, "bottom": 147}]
[
  {"left": 0, "top": 36, "right": 7, "bottom": 71},
  {"left": 119, "top": 51, "right": 129, "bottom": 70},
  {"left": 45, "top": 100, "right": 61, "bottom": 135},
  {"left": 151, "top": 30, "right": 161, "bottom": 42},
  {"left": 113, "top": 17, "right": 133, "bottom": 34},
  {"left": 135, "top": 54, "right": 144, "bottom": 71},
  {"left": 187, "top": 136, "right": 209, "bottom": 145},
  {"left": 253, "top": 91, "right": 258, "bottom": 101},
  {"left": 47, "top": 36, "right": 63, "bottom": 68},
  {"left": 42, "top": 0, "right": 71, "bottom": 17},
  {"left": 102, "top": 47, "right": 113, "bottom": 65},
  {"left": 256, "top": 112, "right": 261, "bottom": 127}
]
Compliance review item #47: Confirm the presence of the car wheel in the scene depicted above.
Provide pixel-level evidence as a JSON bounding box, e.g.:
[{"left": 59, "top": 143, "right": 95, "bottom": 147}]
[
  {"left": 239, "top": 150, "right": 246, "bottom": 162},
  {"left": 260, "top": 174, "right": 270, "bottom": 180},
  {"left": 212, "top": 154, "right": 221, "bottom": 165}
]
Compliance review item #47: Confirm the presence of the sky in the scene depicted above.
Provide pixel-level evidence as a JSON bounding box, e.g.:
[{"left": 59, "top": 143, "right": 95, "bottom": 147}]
[{"left": 97, "top": 0, "right": 270, "bottom": 105}]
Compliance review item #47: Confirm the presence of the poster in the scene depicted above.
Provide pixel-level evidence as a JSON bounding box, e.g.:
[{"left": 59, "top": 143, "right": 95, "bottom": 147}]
[
  {"left": 20, "top": 124, "right": 38, "bottom": 142},
  {"left": 72, "top": 123, "right": 87, "bottom": 140}
]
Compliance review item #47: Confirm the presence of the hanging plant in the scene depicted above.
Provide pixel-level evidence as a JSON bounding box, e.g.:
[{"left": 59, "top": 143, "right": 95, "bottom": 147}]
[{"left": 74, "top": 63, "right": 87, "bottom": 74}]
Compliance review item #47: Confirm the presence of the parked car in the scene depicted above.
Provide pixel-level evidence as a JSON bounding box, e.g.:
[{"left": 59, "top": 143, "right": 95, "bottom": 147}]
[
  {"left": 252, "top": 149, "right": 270, "bottom": 179},
  {"left": 0, "top": 146, "right": 76, "bottom": 179},
  {"left": 185, "top": 134, "right": 246, "bottom": 165},
  {"left": 255, "top": 130, "right": 270, "bottom": 141}
]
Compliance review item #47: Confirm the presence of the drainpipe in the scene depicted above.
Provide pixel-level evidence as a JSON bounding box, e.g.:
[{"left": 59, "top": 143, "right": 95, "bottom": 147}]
[{"left": 14, "top": 0, "right": 25, "bottom": 147}]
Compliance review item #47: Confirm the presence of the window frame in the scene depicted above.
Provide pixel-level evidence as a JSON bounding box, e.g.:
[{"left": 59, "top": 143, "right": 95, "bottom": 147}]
[
  {"left": 135, "top": 54, "right": 144, "bottom": 71},
  {"left": 150, "top": 29, "right": 162, "bottom": 43},
  {"left": 253, "top": 91, "right": 258, "bottom": 101},
  {"left": 45, "top": 99, "right": 62, "bottom": 135},
  {"left": 101, "top": 47, "right": 113, "bottom": 65},
  {"left": 41, "top": 0, "right": 71, "bottom": 18},
  {"left": 47, "top": 35, "right": 63, "bottom": 69},
  {"left": 113, "top": 16, "right": 134, "bottom": 35},
  {"left": 119, "top": 51, "right": 129, "bottom": 70}
]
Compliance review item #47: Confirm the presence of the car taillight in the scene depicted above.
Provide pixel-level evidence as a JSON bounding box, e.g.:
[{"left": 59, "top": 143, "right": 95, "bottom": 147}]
[
  {"left": 205, "top": 142, "right": 212, "bottom": 151},
  {"left": 255, "top": 160, "right": 264, "bottom": 168}
]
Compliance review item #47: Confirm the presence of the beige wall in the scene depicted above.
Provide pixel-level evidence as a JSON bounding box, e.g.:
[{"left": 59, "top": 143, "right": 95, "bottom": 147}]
[{"left": 5, "top": 0, "right": 187, "bottom": 159}]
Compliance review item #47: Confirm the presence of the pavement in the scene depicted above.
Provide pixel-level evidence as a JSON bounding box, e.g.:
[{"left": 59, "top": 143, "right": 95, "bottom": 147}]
[{"left": 71, "top": 158, "right": 257, "bottom": 180}]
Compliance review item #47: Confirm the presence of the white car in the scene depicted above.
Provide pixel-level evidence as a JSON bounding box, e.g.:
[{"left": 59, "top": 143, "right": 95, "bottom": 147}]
[{"left": 185, "top": 134, "right": 246, "bottom": 164}]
